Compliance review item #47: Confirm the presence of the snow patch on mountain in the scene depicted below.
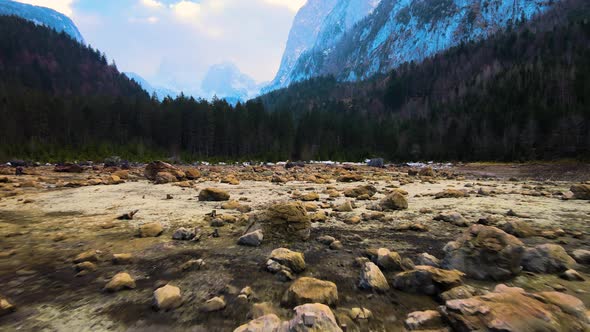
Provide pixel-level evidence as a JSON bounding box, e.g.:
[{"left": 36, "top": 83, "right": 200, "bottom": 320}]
[{"left": 0, "top": 0, "right": 84, "bottom": 43}]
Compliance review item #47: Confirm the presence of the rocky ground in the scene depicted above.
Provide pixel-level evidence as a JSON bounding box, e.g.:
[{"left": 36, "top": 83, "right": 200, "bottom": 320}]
[{"left": 0, "top": 161, "right": 589, "bottom": 331}]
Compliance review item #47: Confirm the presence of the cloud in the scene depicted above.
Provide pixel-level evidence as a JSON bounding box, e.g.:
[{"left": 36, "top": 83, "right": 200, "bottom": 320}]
[
  {"left": 129, "top": 16, "right": 160, "bottom": 24},
  {"left": 14, "top": 0, "right": 75, "bottom": 16},
  {"left": 170, "top": 1, "right": 201, "bottom": 20},
  {"left": 263, "top": 0, "right": 306, "bottom": 12},
  {"left": 140, "top": 0, "right": 164, "bottom": 8}
]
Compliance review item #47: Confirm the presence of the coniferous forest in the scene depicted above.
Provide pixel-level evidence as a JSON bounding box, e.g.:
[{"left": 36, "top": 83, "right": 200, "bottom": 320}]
[{"left": 1, "top": 0, "right": 589, "bottom": 162}]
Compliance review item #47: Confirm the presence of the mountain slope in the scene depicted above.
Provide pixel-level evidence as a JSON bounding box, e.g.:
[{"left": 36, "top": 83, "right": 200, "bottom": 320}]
[
  {"left": 272, "top": 0, "right": 560, "bottom": 90},
  {"left": 258, "top": 0, "right": 590, "bottom": 160},
  {"left": 0, "top": 0, "right": 84, "bottom": 43},
  {"left": 0, "top": 15, "right": 146, "bottom": 98}
]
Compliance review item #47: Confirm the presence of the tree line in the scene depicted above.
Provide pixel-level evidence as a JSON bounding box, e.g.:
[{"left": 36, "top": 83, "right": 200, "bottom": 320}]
[{"left": 0, "top": 3, "right": 589, "bottom": 162}]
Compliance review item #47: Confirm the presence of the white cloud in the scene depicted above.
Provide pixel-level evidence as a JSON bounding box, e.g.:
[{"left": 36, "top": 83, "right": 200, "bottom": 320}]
[
  {"left": 263, "top": 0, "right": 306, "bottom": 12},
  {"left": 129, "top": 16, "right": 160, "bottom": 24},
  {"left": 170, "top": 1, "right": 201, "bottom": 21},
  {"left": 140, "top": 0, "right": 164, "bottom": 9},
  {"left": 14, "top": 0, "right": 75, "bottom": 16}
]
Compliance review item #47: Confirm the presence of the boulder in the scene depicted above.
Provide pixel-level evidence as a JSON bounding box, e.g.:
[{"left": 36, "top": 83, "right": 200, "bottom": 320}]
[
  {"left": 234, "top": 314, "right": 283, "bottom": 332},
  {"left": 570, "top": 184, "right": 590, "bottom": 200},
  {"left": 379, "top": 192, "right": 408, "bottom": 210},
  {"left": 334, "top": 201, "right": 354, "bottom": 212},
  {"left": 367, "top": 158, "right": 384, "bottom": 168},
  {"left": 440, "top": 285, "right": 481, "bottom": 301},
  {"left": 282, "top": 277, "right": 338, "bottom": 307},
  {"left": 144, "top": 161, "right": 185, "bottom": 181},
  {"left": 112, "top": 253, "right": 133, "bottom": 265},
  {"left": 434, "top": 212, "right": 469, "bottom": 227},
  {"left": 443, "top": 285, "right": 589, "bottom": 331},
  {"left": 172, "top": 227, "right": 195, "bottom": 241},
  {"left": 405, "top": 310, "right": 444, "bottom": 331},
  {"left": 419, "top": 167, "right": 435, "bottom": 177},
  {"left": 442, "top": 225, "right": 525, "bottom": 280},
  {"left": 155, "top": 172, "right": 178, "bottom": 184},
  {"left": 374, "top": 248, "right": 403, "bottom": 271},
  {"left": 153, "top": 285, "right": 182, "bottom": 310},
  {"left": 435, "top": 189, "right": 468, "bottom": 199},
  {"left": 139, "top": 222, "right": 164, "bottom": 237},
  {"left": 417, "top": 253, "right": 441, "bottom": 268},
  {"left": 344, "top": 185, "right": 377, "bottom": 198},
  {"left": 199, "top": 188, "right": 230, "bottom": 201},
  {"left": 286, "top": 303, "right": 343, "bottom": 332},
  {"left": 300, "top": 192, "right": 320, "bottom": 201},
  {"left": 572, "top": 249, "right": 590, "bottom": 264},
  {"left": 337, "top": 174, "right": 363, "bottom": 182},
  {"left": 522, "top": 244, "right": 576, "bottom": 273},
  {"left": 104, "top": 272, "right": 136, "bottom": 292},
  {"left": 359, "top": 262, "right": 390, "bottom": 292},
  {"left": 238, "top": 230, "right": 264, "bottom": 247},
  {"left": 498, "top": 219, "right": 536, "bottom": 238},
  {"left": 393, "top": 265, "right": 464, "bottom": 295},
  {"left": 221, "top": 175, "right": 240, "bottom": 185},
  {"left": 185, "top": 168, "right": 201, "bottom": 180},
  {"left": 262, "top": 202, "right": 311, "bottom": 241},
  {"left": 54, "top": 163, "right": 83, "bottom": 173},
  {"left": 269, "top": 248, "right": 306, "bottom": 273}
]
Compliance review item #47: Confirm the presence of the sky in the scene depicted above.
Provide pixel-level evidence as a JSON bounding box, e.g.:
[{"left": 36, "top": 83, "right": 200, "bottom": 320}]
[{"left": 14, "top": 0, "right": 306, "bottom": 91}]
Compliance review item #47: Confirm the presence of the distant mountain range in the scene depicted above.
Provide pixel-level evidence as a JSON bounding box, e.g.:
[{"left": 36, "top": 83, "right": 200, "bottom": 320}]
[
  {"left": 0, "top": 0, "right": 84, "bottom": 43},
  {"left": 200, "top": 62, "right": 266, "bottom": 102},
  {"left": 265, "top": 0, "right": 559, "bottom": 92},
  {"left": 123, "top": 72, "right": 180, "bottom": 100}
]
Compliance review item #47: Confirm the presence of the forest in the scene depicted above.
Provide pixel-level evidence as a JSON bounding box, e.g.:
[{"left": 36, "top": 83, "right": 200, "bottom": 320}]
[{"left": 0, "top": 0, "right": 589, "bottom": 162}]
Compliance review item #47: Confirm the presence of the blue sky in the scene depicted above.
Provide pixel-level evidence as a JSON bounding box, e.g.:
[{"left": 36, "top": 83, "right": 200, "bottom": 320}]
[{"left": 15, "top": 0, "right": 306, "bottom": 90}]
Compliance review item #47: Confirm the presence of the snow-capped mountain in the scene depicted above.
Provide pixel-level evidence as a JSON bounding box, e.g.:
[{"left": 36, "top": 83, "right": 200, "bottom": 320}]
[
  {"left": 201, "top": 62, "right": 265, "bottom": 102},
  {"left": 124, "top": 72, "right": 179, "bottom": 100},
  {"left": 0, "top": 0, "right": 84, "bottom": 43},
  {"left": 267, "top": 0, "right": 558, "bottom": 91}
]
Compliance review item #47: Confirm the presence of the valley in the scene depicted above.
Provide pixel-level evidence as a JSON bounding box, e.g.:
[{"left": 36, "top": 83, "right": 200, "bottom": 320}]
[{"left": 0, "top": 162, "right": 589, "bottom": 331}]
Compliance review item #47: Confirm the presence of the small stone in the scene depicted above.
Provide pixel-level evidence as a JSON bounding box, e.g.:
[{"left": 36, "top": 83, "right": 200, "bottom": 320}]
[
  {"left": 561, "top": 269, "right": 585, "bottom": 281},
  {"left": 405, "top": 310, "right": 443, "bottom": 330},
  {"left": 317, "top": 235, "right": 336, "bottom": 245},
  {"left": 350, "top": 307, "right": 372, "bottom": 320},
  {"left": 572, "top": 249, "right": 590, "bottom": 265},
  {"left": 201, "top": 296, "right": 226, "bottom": 312},
  {"left": 417, "top": 253, "right": 440, "bottom": 268},
  {"left": 0, "top": 296, "right": 15, "bottom": 316},
  {"left": 104, "top": 272, "right": 136, "bottom": 292},
  {"left": 282, "top": 277, "right": 338, "bottom": 306},
  {"left": 179, "top": 259, "right": 205, "bottom": 271},
  {"left": 199, "top": 188, "right": 230, "bottom": 201},
  {"left": 153, "top": 285, "right": 182, "bottom": 311},
  {"left": 334, "top": 201, "right": 354, "bottom": 212},
  {"left": 112, "top": 253, "right": 133, "bottom": 265},
  {"left": 269, "top": 248, "right": 306, "bottom": 273},
  {"left": 139, "top": 222, "right": 164, "bottom": 237},
  {"left": 238, "top": 230, "right": 264, "bottom": 247},
  {"left": 329, "top": 240, "right": 343, "bottom": 250},
  {"left": 73, "top": 249, "right": 99, "bottom": 263},
  {"left": 75, "top": 261, "right": 97, "bottom": 272},
  {"left": 172, "top": 227, "right": 195, "bottom": 240}
]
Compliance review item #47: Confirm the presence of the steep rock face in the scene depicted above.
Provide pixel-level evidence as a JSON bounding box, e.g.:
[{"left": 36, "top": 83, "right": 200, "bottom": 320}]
[
  {"left": 200, "top": 62, "right": 262, "bottom": 101},
  {"left": 0, "top": 0, "right": 84, "bottom": 43},
  {"left": 265, "top": 0, "right": 380, "bottom": 92},
  {"left": 270, "top": 0, "right": 558, "bottom": 91}
]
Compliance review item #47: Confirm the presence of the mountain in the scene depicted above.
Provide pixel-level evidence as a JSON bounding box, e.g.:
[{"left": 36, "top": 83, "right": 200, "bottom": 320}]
[
  {"left": 265, "top": 0, "right": 381, "bottom": 92},
  {"left": 258, "top": 0, "right": 590, "bottom": 160},
  {"left": 201, "top": 62, "right": 264, "bottom": 102},
  {"left": 124, "top": 72, "right": 179, "bottom": 100},
  {"left": 0, "top": 15, "right": 146, "bottom": 98},
  {"left": 268, "top": 0, "right": 559, "bottom": 91},
  {"left": 0, "top": 0, "right": 84, "bottom": 43}
]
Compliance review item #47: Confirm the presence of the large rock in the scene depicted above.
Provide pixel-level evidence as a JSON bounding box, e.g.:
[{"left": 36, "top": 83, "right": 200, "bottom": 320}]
[
  {"left": 379, "top": 192, "right": 408, "bottom": 210},
  {"left": 144, "top": 161, "right": 185, "bottom": 181},
  {"left": 153, "top": 285, "right": 182, "bottom": 311},
  {"left": 286, "top": 303, "right": 343, "bottom": 332},
  {"left": 522, "top": 244, "right": 576, "bottom": 273},
  {"left": 570, "top": 184, "right": 590, "bottom": 200},
  {"left": 54, "top": 163, "right": 83, "bottom": 173},
  {"left": 572, "top": 249, "right": 590, "bottom": 265},
  {"left": 344, "top": 185, "right": 377, "bottom": 198},
  {"left": 359, "top": 262, "right": 389, "bottom": 292},
  {"left": 435, "top": 189, "right": 468, "bottom": 199},
  {"left": 262, "top": 202, "right": 311, "bottom": 241},
  {"left": 238, "top": 230, "right": 263, "bottom": 247},
  {"left": 234, "top": 314, "right": 283, "bottom": 332},
  {"left": 104, "top": 272, "right": 136, "bottom": 292},
  {"left": 434, "top": 212, "right": 469, "bottom": 227},
  {"left": 199, "top": 188, "right": 230, "bottom": 201},
  {"left": 282, "top": 277, "right": 338, "bottom": 307},
  {"left": 405, "top": 310, "right": 444, "bottom": 330},
  {"left": 155, "top": 172, "right": 178, "bottom": 184},
  {"left": 443, "top": 284, "right": 589, "bottom": 331},
  {"left": 393, "top": 265, "right": 464, "bottom": 295},
  {"left": 201, "top": 296, "right": 226, "bottom": 312},
  {"left": 442, "top": 225, "right": 525, "bottom": 280},
  {"left": 269, "top": 248, "right": 306, "bottom": 273},
  {"left": 498, "top": 219, "right": 536, "bottom": 238},
  {"left": 371, "top": 248, "right": 402, "bottom": 271},
  {"left": 139, "top": 222, "right": 164, "bottom": 237}
]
